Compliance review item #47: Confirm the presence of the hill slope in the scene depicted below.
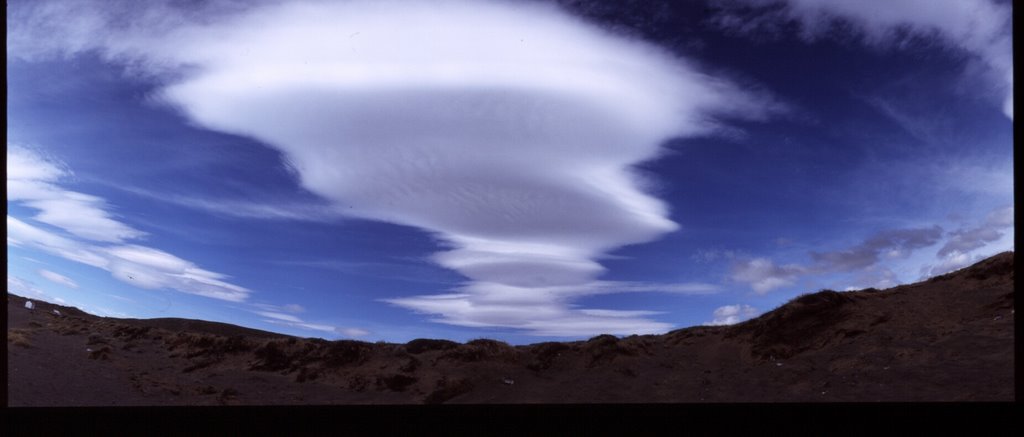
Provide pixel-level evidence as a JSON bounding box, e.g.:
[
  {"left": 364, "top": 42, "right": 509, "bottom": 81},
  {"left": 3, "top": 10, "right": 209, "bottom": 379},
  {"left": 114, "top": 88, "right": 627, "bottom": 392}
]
[{"left": 7, "top": 252, "right": 1014, "bottom": 405}]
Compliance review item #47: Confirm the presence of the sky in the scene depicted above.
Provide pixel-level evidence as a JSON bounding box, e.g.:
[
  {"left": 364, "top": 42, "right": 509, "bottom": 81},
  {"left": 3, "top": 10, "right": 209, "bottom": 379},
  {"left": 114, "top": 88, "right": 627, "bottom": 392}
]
[{"left": 6, "top": 0, "right": 1015, "bottom": 344}]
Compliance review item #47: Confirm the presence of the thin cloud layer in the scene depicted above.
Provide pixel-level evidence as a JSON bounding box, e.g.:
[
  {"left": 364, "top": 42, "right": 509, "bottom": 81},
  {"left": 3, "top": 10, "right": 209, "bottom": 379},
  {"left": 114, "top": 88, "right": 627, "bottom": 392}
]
[
  {"left": 8, "top": 146, "right": 147, "bottom": 243},
  {"left": 7, "top": 147, "right": 250, "bottom": 302},
  {"left": 731, "top": 258, "right": 806, "bottom": 294},
  {"left": 249, "top": 302, "right": 365, "bottom": 336},
  {"left": 713, "top": 0, "right": 1013, "bottom": 118},
  {"left": 707, "top": 304, "right": 759, "bottom": 326},
  {"left": 811, "top": 226, "right": 943, "bottom": 271},
  {"left": 926, "top": 206, "right": 1014, "bottom": 276},
  {"left": 8, "top": 0, "right": 777, "bottom": 336},
  {"left": 733, "top": 225, "right": 945, "bottom": 293},
  {"left": 938, "top": 207, "right": 1014, "bottom": 258},
  {"left": 39, "top": 269, "right": 79, "bottom": 289}
]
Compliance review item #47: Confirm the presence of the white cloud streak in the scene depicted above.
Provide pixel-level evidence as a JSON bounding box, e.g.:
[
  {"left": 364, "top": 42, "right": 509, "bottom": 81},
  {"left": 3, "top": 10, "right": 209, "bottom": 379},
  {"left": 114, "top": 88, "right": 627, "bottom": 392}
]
[
  {"left": 113, "top": 185, "right": 347, "bottom": 222},
  {"left": 938, "top": 206, "right": 1014, "bottom": 258},
  {"left": 8, "top": 146, "right": 147, "bottom": 243},
  {"left": 249, "top": 302, "right": 365, "bottom": 337},
  {"left": 38, "top": 269, "right": 79, "bottom": 289},
  {"left": 811, "top": 226, "right": 943, "bottom": 271},
  {"left": 707, "top": 304, "right": 759, "bottom": 326},
  {"left": 8, "top": 275, "right": 47, "bottom": 297},
  {"left": 732, "top": 225, "right": 945, "bottom": 293},
  {"left": 731, "top": 258, "right": 806, "bottom": 294},
  {"left": 336, "top": 327, "right": 370, "bottom": 338},
  {"left": 255, "top": 311, "right": 303, "bottom": 323},
  {"left": 8, "top": 274, "right": 74, "bottom": 307},
  {"left": 7, "top": 147, "right": 250, "bottom": 302},
  {"left": 714, "top": 0, "right": 1013, "bottom": 119},
  {"left": 7, "top": 0, "right": 776, "bottom": 336},
  {"left": 925, "top": 206, "right": 1014, "bottom": 277}
]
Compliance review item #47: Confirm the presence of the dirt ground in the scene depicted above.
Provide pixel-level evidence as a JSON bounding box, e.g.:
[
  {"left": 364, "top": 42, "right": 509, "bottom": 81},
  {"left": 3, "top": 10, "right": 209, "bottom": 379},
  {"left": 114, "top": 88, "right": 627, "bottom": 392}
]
[{"left": 7, "top": 252, "right": 1014, "bottom": 405}]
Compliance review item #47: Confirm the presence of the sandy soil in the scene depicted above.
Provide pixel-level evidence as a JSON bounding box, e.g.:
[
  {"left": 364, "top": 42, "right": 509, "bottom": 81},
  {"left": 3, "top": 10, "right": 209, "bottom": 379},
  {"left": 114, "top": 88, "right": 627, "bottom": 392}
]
[{"left": 7, "top": 252, "right": 1014, "bottom": 405}]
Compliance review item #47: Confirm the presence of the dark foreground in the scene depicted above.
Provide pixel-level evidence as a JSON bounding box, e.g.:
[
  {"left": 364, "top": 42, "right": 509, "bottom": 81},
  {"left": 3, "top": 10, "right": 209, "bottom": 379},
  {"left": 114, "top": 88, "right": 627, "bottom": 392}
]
[{"left": 7, "top": 253, "right": 1014, "bottom": 405}]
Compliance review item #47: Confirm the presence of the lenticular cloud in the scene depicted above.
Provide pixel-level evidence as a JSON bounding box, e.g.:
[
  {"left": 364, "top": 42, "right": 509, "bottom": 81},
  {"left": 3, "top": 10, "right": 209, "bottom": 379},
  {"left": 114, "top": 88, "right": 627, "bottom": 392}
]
[{"left": 11, "top": 0, "right": 771, "bottom": 335}]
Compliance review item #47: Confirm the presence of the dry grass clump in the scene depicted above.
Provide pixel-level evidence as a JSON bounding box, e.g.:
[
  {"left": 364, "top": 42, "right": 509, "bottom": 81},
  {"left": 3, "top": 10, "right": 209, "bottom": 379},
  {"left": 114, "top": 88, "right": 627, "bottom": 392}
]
[
  {"left": 441, "top": 339, "right": 517, "bottom": 363},
  {"left": 376, "top": 374, "right": 418, "bottom": 392},
  {"left": 404, "top": 338, "right": 459, "bottom": 354},
  {"left": 8, "top": 329, "right": 32, "bottom": 348},
  {"left": 583, "top": 334, "right": 638, "bottom": 367},
  {"left": 88, "top": 345, "right": 112, "bottom": 360},
  {"left": 249, "top": 338, "right": 374, "bottom": 374},
  {"left": 728, "top": 289, "right": 854, "bottom": 359},
  {"left": 423, "top": 377, "right": 474, "bottom": 404},
  {"left": 526, "top": 342, "right": 571, "bottom": 371}
]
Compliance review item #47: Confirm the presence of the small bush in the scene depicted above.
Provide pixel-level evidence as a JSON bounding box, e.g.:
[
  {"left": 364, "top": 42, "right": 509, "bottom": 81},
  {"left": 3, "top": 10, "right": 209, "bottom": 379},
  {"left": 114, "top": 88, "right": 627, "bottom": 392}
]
[
  {"left": 377, "top": 374, "right": 418, "bottom": 392},
  {"left": 295, "top": 367, "right": 320, "bottom": 383},
  {"left": 8, "top": 329, "right": 32, "bottom": 348},
  {"left": 250, "top": 340, "right": 293, "bottom": 371},
  {"left": 399, "top": 356, "right": 421, "bottom": 373},
  {"left": 113, "top": 326, "right": 152, "bottom": 341},
  {"left": 526, "top": 342, "right": 570, "bottom": 371},
  {"left": 218, "top": 388, "right": 239, "bottom": 405},
  {"left": 583, "top": 334, "right": 636, "bottom": 367},
  {"left": 405, "top": 338, "right": 459, "bottom": 354},
  {"left": 324, "top": 340, "right": 372, "bottom": 367},
  {"left": 89, "top": 345, "right": 112, "bottom": 360},
  {"left": 423, "top": 377, "right": 474, "bottom": 404},
  {"left": 87, "top": 334, "right": 109, "bottom": 345},
  {"left": 348, "top": 375, "right": 370, "bottom": 392},
  {"left": 442, "top": 339, "right": 516, "bottom": 363}
]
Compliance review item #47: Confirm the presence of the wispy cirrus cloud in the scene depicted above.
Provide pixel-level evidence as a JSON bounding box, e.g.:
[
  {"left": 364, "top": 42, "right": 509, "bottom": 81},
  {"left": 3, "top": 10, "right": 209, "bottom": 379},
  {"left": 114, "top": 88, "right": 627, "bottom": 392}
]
[
  {"left": 7, "top": 0, "right": 781, "bottom": 336},
  {"left": 38, "top": 269, "right": 79, "bottom": 289},
  {"left": 7, "top": 146, "right": 250, "bottom": 302},
  {"left": 938, "top": 206, "right": 1013, "bottom": 258},
  {"left": 113, "top": 185, "right": 346, "bottom": 222},
  {"left": 8, "top": 274, "right": 72, "bottom": 307},
  {"left": 731, "top": 225, "right": 944, "bottom": 293},
  {"left": 810, "top": 226, "right": 943, "bottom": 271},
  {"left": 711, "top": 0, "right": 1013, "bottom": 118},
  {"left": 730, "top": 258, "right": 806, "bottom": 294},
  {"left": 249, "top": 302, "right": 368, "bottom": 338},
  {"left": 8, "top": 146, "right": 146, "bottom": 243},
  {"left": 923, "top": 206, "right": 1014, "bottom": 277},
  {"left": 8, "top": 275, "right": 47, "bottom": 297},
  {"left": 731, "top": 207, "right": 1013, "bottom": 293}
]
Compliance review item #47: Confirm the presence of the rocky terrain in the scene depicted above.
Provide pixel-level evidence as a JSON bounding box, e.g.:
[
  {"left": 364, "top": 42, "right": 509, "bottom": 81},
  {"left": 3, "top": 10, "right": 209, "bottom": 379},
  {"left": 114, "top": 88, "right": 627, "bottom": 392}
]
[{"left": 7, "top": 252, "right": 1014, "bottom": 405}]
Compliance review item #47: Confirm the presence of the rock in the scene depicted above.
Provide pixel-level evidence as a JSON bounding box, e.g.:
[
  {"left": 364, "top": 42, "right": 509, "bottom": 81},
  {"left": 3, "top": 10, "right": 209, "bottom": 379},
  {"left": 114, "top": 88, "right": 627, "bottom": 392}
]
[{"left": 25, "top": 301, "right": 35, "bottom": 310}]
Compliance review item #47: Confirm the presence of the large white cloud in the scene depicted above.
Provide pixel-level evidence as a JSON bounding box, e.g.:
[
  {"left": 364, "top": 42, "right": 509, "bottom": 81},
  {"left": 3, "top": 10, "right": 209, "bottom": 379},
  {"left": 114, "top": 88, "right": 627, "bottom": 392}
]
[{"left": 8, "top": 0, "right": 777, "bottom": 336}]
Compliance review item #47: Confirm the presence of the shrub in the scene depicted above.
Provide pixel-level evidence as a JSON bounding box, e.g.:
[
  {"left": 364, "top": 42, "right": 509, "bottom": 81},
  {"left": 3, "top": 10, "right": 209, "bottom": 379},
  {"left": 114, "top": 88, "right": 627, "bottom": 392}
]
[
  {"left": 423, "top": 377, "right": 474, "bottom": 404},
  {"left": 377, "top": 374, "right": 418, "bottom": 392},
  {"left": 526, "top": 342, "right": 570, "bottom": 371},
  {"left": 8, "top": 329, "right": 32, "bottom": 348},
  {"left": 323, "top": 340, "right": 371, "bottom": 367},
  {"left": 405, "top": 338, "right": 459, "bottom": 354}
]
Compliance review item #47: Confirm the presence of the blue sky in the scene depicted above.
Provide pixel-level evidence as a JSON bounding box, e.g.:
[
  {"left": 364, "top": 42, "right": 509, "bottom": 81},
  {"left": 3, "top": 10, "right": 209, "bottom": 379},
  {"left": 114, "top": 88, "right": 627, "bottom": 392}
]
[{"left": 6, "top": 0, "right": 1014, "bottom": 344}]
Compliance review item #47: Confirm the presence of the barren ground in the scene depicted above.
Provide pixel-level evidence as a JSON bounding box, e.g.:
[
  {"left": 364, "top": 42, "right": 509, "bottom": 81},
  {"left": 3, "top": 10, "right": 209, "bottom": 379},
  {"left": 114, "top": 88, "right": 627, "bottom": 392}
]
[{"left": 7, "top": 252, "right": 1014, "bottom": 405}]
